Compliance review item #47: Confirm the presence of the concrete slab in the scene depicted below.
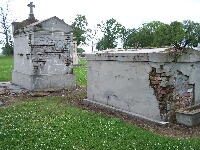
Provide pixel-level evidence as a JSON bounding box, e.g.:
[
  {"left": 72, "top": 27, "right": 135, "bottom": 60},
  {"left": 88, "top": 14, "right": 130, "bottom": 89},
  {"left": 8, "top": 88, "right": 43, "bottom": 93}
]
[
  {"left": 0, "top": 87, "right": 4, "bottom": 92},
  {"left": 176, "top": 110, "right": 200, "bottom": 126},
  {"left": 0, "top": 82, "right": 11, "bottom": 87},
  {"left": 0, "top": 82, "right": 27, "bottom": 94},
  {"left": 176, "top": 104, "right": 200, "bottom": 126},
  {"left": 0, "top": 101, "right": 3, "bottom": 106},
  {"left": 98, "top": 48, "right": 167, "bottom": 53},
  {"left": 8, "top": 84, "right": 22, "bottom": 89}
]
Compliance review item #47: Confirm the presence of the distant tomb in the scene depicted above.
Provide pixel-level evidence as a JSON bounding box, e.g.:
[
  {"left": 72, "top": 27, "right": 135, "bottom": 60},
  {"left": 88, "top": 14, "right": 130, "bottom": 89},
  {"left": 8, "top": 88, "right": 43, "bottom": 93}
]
[
  {"left": 12, "top": 16, "right": 76, "bottom": 90},
  {"left": 73, "top": 37, "right": 79, "bottom": 64}
]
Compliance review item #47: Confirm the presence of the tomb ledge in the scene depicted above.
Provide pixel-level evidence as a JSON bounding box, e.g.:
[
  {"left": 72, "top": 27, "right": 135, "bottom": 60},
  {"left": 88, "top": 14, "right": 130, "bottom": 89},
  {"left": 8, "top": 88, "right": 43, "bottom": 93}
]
[{"left": 86, "top": 48, "right": 200, "bottom": 63}]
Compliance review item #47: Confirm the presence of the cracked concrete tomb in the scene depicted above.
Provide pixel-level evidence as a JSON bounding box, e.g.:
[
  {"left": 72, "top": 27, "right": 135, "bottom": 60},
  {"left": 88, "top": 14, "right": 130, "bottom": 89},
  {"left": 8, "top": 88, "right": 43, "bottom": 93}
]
[
  {"left": 12, "top": 16, "right": 76, "bottom": 90},
  {"left": 85, "top": 48, "right": 200, "bottom": 123}
]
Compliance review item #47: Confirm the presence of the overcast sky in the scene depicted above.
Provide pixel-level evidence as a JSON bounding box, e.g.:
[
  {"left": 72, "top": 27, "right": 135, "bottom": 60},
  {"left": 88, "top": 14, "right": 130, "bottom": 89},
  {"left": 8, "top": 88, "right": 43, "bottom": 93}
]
[{"left": 1, "top": 0, "right": 200, "bottom": 52}]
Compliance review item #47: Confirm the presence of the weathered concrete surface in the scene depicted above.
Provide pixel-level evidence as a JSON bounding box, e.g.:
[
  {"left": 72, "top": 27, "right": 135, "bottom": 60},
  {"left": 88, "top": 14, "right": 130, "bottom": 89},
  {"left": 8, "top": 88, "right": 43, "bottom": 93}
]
[
  {"left": 0, "top": 101, "right": 3, "bottom": 106},
  {"left": 0, "top": 82, "right": 27, "bottom": 93},
  {"left": 0, "top": 87, "right": 4, "bottom": 91},
  {"left": 12, "top": 72, "right": 75, "bottom": 90},
  {"left": 86, "top": 48, "right": 200, "bottom": 121},
  {"left": 0, "top": 82, "right": 28, "bottom": 106},
  {"left": 84, "top": 99, "right": 169, "bottom": 126},
  {"left": 12, "top": 16, "right": 76, "bottom": 90},
  {"left": 176, "top": 110, "right": 200, "bottom": 126},
  {"left": 176, "top": 103, "right": 200, "bottom": 126}
]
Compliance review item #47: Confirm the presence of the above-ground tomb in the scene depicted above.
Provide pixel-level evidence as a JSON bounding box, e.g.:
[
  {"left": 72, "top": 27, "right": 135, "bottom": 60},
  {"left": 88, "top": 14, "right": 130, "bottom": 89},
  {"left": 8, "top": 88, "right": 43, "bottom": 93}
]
[{"left": 12, "top": 16, "right": 76, "bottom": 90}]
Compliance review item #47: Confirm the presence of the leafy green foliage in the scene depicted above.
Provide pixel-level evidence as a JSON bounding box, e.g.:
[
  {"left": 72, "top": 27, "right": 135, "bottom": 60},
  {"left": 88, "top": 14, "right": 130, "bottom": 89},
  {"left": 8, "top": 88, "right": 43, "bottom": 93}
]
[
  {"left": 71, "top": 14, "right": 91, "bottom": 46},
  {"left": 123, "top": 28, "right": 138, "bottom": 48},
  {"left": 153, "top": 23, "right": 171, "bottom": 47},
  {"left": 97, "top": 19, "right": 200, "bottom": 49},
  {"left": 96, "top": 18, "right": 123, "bottom": 50},
  {"left": 2, "top": 43, "right": 13, "bottom": 55},
  {"left": 77, "top": 48, "right": 85, "bottom": 54},
  {"left": 183, "top": 20, "right": 200, "bottom": 47},
  {"left": 0, "top": 55, "right": 13, "bottom": 81},
  {"left": 169, "top": 21, "right": 185, "bottom": 48},
  {"left": 0, "top": 97, "right": 199, "bottom": 149}
]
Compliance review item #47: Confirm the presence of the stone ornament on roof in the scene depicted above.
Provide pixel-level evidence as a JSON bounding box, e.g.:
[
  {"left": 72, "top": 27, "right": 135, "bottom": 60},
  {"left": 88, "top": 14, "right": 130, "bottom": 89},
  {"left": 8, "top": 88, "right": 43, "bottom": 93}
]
[
  {"left": 27, "top": 2, "right": 35, "bottom": 14},
  {"left": 27, "top": 2, "right": 35, "bottom": 19}
]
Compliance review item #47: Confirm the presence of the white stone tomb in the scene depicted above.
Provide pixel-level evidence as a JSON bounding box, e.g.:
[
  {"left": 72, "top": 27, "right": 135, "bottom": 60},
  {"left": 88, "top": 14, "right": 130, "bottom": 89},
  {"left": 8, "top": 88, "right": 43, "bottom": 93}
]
[
  {"left": 12, "top": 16, "right": 76, "bottom": 90},
  {"left": 86, "top": 48, "right": 200, "bottom": 122}
]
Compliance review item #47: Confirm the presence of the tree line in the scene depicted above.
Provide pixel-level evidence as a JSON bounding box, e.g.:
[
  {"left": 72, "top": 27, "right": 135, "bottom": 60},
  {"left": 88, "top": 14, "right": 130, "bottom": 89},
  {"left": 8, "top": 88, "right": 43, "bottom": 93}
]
[
  {"left": 71, "top": 15, "right": 200, "bottom": 51},
  {"left": 1, "top": 2, "right": 200, "bottom": 55}
]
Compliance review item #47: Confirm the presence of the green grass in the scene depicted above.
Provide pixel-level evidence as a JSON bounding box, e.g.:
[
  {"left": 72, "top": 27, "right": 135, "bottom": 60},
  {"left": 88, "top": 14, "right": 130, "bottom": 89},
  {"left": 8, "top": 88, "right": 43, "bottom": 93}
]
[
  {"left": 0, "top": 97, "right": 199, "bottom": 149},
  {"left": 0, "top": 56, "right": 14, "bottom": 81},
  {"left": 73, "top": 58, "right": 87, "bottom": 86}
]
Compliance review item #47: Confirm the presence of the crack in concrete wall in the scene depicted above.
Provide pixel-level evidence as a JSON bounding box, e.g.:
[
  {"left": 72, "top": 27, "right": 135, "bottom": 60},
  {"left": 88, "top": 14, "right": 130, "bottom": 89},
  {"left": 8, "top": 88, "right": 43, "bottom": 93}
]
[
  {"left": 173, "top": 71, "right": 194, "bottom": 109},
  {"left": 149, "top": 67, "right": 194, "bottom": 122}
]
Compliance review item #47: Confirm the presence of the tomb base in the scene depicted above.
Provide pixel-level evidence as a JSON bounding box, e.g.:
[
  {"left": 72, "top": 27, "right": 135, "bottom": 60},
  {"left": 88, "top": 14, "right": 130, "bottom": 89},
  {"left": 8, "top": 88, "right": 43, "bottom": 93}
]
[
  {"left": 12, "top": 70, "right": 76, "bottom": 90},
  {"left": 176, "top": 104, "right": 200, "bottom": 126}
]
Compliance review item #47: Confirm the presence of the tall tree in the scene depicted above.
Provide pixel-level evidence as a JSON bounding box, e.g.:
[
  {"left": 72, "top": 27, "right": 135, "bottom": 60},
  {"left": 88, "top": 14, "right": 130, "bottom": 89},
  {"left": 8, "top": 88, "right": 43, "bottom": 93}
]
[
  {"left": 182, "top": 20, "right": 200, "bottom": 47},
  {"left": 96, "top": 18, "right": 123, "bottom": 50},
  {"left": 169, "top": 21, "right": 185, "bottom": 49},
  {"left": 153, "top": 22, "right": 171, "bottom": 47},
  {"left": 122, "top": 28, "right": 138, "bottom": 48},
  {"left": 96, "top": 19, "right": 200, "bottom": 50},
  {"left": 71, "top": 14, "right": 91, "bottom": 46},
  {"left": 119, "top": 26, "right": 136, "bottom": 49},
  {"left": 135, "top": 22, "right": 158, "bottom": 47},
  {"left": 0, "top": 0, "right": 13, "bottom": 55}
]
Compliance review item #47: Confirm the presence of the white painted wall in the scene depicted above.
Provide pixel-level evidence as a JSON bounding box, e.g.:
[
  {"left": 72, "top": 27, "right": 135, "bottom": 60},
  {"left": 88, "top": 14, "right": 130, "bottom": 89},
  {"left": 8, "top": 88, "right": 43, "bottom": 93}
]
[{"left": 86, "top": 49, "right": 200, "bottom": 121}]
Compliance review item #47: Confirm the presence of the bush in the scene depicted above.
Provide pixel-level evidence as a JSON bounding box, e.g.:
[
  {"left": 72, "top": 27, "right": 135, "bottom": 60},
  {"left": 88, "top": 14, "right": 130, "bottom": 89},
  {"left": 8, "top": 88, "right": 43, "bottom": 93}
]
[{"left": 2, "top": 44, "right": 13, "bottom": 56}]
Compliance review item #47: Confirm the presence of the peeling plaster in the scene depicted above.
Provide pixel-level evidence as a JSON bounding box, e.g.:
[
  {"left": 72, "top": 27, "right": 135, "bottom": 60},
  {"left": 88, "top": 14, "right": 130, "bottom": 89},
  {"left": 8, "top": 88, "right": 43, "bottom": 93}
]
[{"left": 149, "top": 67, "right": 194, "bottom": 121}]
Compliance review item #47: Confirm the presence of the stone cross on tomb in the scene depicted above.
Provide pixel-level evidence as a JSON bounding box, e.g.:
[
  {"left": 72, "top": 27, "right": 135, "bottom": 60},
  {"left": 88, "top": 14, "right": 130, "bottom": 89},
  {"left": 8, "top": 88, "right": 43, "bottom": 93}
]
[{"left": 27, "top": 2, "right": 35, "bottom": 14}]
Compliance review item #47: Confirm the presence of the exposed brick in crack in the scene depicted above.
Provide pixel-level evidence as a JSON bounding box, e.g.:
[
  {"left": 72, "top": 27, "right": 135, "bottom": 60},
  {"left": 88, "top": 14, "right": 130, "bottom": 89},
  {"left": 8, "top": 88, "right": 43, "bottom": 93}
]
[
  {"left": 149, "top": 68, "right": 194, "bottom": 122},
  {"left": 149, "top": 67, "right": 174, "bottom": 121}
]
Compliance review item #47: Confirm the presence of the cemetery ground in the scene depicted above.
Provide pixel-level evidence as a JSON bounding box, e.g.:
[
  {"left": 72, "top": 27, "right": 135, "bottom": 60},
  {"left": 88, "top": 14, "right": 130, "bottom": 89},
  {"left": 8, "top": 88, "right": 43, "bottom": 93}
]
[{"left": 0, "top": 56, "right": 200, "bottom": 149}]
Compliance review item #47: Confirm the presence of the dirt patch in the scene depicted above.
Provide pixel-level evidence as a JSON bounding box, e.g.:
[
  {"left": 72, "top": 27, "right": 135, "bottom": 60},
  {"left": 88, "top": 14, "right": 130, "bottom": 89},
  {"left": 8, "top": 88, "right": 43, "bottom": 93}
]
[{"left": 1, "top": 86, "right": 200, "bottom": 139}]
